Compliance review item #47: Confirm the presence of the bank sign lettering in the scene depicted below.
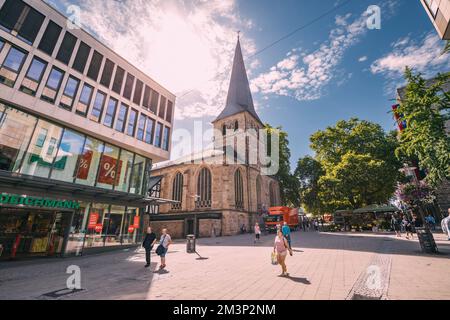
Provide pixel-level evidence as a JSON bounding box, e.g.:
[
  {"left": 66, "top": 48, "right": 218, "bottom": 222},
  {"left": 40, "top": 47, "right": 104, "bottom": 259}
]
[{"left": 0, "top": 194, "right": 80, "bottom": 210}]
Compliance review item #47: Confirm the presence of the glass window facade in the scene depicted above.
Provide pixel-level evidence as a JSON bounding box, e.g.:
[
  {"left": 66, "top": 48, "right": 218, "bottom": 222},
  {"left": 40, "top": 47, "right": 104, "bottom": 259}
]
[
  {"left": 0, "top": 103, "right": 152, "bottom": 196},
  {"left": 163, "top": 126, "right": 170, "bottom": 151},
  {"left": 112, "top": 66, "right": 125, "bottom": 94},
  {"left": 76, "top": 83, "right": 93, "bottom": 115},
  {"left": 87, "top": 50, "right": 103, "bottom": 81},
  {"left": 25, "top": 57, "right": 47, "bottom": 82},
  {"left": 127, "top": 109, "right": 137, "bottom": 137},
  {"left": 3, "top": 46, "right": 26, "bottom": 72},
  {"left": 60, "top": 76, "right": 80, "bottom": 110},
  {"left": 103, "top": 98, "right": 117, "bottom": 128},
  {"left": 155, "top": 122, "right": 163, "bottom": 148},
  {"left": 38, "top": 21, "right": 62, "bottom": 56},
  {"left": 56, "top": 32, "right": 77, "bottom": 65},
  {"left": 145, "top": 117, "right": 154, "bottom": 145},
  {"left": 136, "top": 114, "right": 146, "bottom": 141},
  {"left": 45, "top": 67, "right": 64, "bottom": 90},
  {"left": 123, "top": 73, "right": 135, "bottom": 100},
  {"left": 72, "top": 41, "right": 90, "bottom": 74},
  {"left": 115, "top": 103, "right": 128, "bottom": 133},
  {"left": 100, "top": 59, "right": 114, "bottom": 88},
  {"left": 90, "top": 91, "right": 106, "bottom": 122}
]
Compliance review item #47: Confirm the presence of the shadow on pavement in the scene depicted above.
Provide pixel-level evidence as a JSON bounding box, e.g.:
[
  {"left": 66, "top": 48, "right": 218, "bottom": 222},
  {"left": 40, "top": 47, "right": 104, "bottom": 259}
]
[{"left": 278, "top": 275, "right": 311, "bottom": 285}]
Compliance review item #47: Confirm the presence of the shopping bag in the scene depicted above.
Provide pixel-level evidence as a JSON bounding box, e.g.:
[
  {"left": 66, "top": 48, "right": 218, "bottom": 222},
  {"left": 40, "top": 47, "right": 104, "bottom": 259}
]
[{"left": 271, "top": 252, "right": 278, "bottom": 265}]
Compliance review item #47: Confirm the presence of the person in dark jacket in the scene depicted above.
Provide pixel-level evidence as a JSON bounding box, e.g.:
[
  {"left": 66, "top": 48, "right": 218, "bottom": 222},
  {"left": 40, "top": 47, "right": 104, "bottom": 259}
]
[{"left": 142, "top": 226, "right": 157, "bottom": 268}]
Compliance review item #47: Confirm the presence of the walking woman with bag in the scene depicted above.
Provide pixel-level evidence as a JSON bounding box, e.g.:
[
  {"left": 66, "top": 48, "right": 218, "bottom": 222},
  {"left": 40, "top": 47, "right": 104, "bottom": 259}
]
[
  {"left": 156, "top": 228, "right": 172, "bottom": 270},
  {"left": 274, "top": 230, "right": 291, "bottom": 276}
]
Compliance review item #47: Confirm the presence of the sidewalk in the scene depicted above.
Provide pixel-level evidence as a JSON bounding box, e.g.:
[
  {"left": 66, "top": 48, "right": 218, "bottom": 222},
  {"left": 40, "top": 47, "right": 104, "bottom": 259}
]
[{"left": 0, "top": 231, "right": 449, "bottom": 300}]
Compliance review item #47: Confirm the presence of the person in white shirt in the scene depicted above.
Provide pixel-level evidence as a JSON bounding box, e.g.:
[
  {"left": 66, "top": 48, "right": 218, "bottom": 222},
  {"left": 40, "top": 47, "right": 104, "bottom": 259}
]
[
  {"left": 254, "top": 223, "right": 261, "bottom": 243},
  {"left": 157, "top": 228, "right": 172, "bottom": 270}
]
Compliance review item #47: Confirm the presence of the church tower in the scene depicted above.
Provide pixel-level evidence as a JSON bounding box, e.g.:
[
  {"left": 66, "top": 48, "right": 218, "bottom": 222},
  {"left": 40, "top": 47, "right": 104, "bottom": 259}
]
[{"left": 212, "top": 37, "right": 264, "bottom": 164}]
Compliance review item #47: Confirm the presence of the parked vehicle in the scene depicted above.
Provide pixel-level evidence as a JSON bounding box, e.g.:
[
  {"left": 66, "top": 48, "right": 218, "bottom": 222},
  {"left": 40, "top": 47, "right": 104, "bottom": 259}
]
[{"left": 264, "top": 207, "right": 299, "bottom": 233}]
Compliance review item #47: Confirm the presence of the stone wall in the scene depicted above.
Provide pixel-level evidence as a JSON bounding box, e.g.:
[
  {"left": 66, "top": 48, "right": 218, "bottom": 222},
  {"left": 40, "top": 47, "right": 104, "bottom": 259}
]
[
  {"left": 198, "top": 219, "right": 222, "bottom": 237},
  {"left": 148, "top": 220, "right": 184, "bottom": 239}
]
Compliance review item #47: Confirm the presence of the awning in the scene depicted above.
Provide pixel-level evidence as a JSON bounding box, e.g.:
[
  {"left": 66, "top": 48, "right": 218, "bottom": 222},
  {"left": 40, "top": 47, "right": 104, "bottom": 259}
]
[{"left": 0, "top": 170, "right": 177, "bottom": 207}]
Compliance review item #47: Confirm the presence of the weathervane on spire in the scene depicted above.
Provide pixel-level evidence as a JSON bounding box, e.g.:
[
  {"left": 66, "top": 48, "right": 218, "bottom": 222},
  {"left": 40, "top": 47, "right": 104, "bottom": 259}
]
[{"left": 237, "top": 30, "right": 241, "bottom": 41}]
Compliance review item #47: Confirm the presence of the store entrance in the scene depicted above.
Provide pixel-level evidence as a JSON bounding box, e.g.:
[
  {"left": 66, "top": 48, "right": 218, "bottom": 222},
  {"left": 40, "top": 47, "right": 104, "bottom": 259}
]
[{"left": 0, "top": 207, "right": 72, "bottom": 260}]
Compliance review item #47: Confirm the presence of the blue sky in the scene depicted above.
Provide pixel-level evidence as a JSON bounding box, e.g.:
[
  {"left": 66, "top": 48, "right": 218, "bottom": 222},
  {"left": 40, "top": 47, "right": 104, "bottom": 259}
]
[{"left": 48, "top": 0, "right": 449, "bottom": 170}]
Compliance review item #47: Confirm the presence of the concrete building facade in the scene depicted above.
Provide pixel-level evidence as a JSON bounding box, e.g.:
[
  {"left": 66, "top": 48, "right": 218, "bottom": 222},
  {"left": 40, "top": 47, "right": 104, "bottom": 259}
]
[{"left": 421, "top": 0, "right": 450, "bottom": 40}]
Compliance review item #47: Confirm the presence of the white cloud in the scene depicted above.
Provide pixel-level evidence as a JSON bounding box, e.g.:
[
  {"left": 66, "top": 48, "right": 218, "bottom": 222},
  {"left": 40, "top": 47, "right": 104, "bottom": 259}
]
[
  {"left": 358, "top": 56, "right": 368, "bottom": 62},
  {"left": 371, "top": 32, "right": 450, "bottom": 78},
  {"left": 46, "top": 0, "right": 257, "bottom": 120}
]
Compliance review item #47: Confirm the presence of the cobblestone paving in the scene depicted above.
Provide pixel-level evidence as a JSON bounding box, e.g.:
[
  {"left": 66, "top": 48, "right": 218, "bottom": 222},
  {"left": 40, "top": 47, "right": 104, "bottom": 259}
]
[{"left": 0, "top": 231, "right": 449, "bottom": 300}]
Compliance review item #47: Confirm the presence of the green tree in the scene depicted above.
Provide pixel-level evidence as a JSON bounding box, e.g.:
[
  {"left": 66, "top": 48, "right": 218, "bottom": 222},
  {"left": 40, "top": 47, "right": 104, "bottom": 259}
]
[
  {"left": 265, "top": 124, "right": 300, "bottom": 207},
  {"left": 395, "top": 68, "right": 450, "bottom": 187},
  {"left": 305, "top": 119, "right": 401, "bottom": 212},
  {"left": 294, "top": 156, "right": 325, "bottom": 214}
]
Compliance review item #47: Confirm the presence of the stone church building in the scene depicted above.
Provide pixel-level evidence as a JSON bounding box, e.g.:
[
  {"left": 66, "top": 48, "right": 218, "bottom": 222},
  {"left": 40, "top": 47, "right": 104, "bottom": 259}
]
[{"left": 149, "top": 39, "right": 281, "bottom": 238}]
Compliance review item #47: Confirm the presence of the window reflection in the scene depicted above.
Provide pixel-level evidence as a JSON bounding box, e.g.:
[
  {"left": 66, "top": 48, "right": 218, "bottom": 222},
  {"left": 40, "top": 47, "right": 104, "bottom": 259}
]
[
  {"left": 96, "top": 143, "right": 120, "bottom": 190},
  {"left": 115, "top": 149, "right": 134, "bottom": 193},
  {"left": 75, "top": 136, "right": 104, "bottom": 187},
  {"left": 130, "top": 154, "right": 146, "bottom": 195}
]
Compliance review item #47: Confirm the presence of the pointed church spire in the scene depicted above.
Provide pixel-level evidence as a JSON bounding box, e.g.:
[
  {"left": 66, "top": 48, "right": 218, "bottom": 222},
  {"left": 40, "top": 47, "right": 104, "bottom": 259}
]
[{"left": 213, "top": 36, "right": 262, "bottom": 125}]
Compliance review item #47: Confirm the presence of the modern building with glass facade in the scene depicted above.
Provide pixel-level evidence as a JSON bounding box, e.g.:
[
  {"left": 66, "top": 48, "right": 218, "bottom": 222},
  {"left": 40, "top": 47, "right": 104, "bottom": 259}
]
[
  {"left": 421, "top": 0, "right": 450, "bottom": 40},
  {"left": 0, "top": 0, "right": 175, "bottom": 260}
]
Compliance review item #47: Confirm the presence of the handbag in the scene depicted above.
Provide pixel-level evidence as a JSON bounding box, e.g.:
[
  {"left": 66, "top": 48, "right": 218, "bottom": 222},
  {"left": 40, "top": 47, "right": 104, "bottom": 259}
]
[
  {"left": 271, "top": 252, "right": 278, "bottom": 265},
  {"left": 156, "top": 235, "right": 166, "bottom": 256}
]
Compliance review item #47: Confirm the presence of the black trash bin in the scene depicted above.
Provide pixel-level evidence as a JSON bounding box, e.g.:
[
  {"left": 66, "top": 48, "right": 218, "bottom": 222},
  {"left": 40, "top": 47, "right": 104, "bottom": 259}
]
[{"left": 186, "top": 234, "right": 196, "bottom": 253}]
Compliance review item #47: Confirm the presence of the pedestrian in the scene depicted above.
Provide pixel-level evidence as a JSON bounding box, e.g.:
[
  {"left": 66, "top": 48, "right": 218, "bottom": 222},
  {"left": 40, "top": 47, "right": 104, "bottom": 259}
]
[
  {"left": 391, "top": 214, "right": 401, "bottom": 237},
  {"left": 156, "top": 228, "right": 172, "bottom": 270},
  {"left": 281, "top": 222, "right": 292, "bottom": 255},
  {"left": 441, "top": 209, "right": 450, "bottom": 241},
  {"left": 425, "top": 214, "right": 436, "bottom": 231},
  {"left": 402, "top": 216, "right": 413, "bottom": 240},
  {"left": 314, "top": 219, "right": 319, "bottom": 232},
  {"left": 254, "top": 222, "right": 261, "bottom": 243},
  {"left": 273, "top": 230, "right": 290, "bottom": 277},
  {"left": 142, "top": 226, "right": 157, "bottom": 268}
]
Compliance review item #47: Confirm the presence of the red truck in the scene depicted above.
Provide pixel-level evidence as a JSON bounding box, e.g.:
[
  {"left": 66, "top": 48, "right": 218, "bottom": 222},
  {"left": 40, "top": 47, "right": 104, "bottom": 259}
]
[{"left": 263, "top": 207, "right": 300, "bottom": 232}]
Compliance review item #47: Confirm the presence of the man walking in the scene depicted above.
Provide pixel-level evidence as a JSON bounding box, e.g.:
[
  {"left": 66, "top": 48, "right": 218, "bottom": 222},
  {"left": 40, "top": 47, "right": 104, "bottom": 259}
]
[
  {"left": 142, "top": 226, "right": 157, "bottom": 268},
  {"left": 282, "top": 222, "right": 292, "bottom": 255}
]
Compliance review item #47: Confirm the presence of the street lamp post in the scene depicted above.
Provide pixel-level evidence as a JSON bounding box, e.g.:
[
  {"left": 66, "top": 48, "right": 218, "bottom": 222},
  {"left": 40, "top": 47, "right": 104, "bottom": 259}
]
[{"left": 399, "top": 165, "right": 438, "bottom": 253}]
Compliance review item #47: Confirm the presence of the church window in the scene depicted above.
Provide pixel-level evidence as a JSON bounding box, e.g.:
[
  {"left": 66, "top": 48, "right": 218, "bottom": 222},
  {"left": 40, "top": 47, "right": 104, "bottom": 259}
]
[
  {"left": 171, "top": 172, "right": 183, "bottom": 210},
  {"left": 234, "top": 120, "right": 239, "bottom": 131},
  {"left": 270, "top": 181, "right": 278, "bottom": 207},
  {"left": 196, "top": 167, "right": 212, "bottom": 208},
  {"left": 235, "top": 169, "right": 244, "bottom": 209}
]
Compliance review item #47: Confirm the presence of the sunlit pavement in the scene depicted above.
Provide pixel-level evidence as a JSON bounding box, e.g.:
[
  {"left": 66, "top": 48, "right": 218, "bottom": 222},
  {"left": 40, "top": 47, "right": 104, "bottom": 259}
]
[{"left": 0, "top": 231, "right": 449, "bottom": 300}]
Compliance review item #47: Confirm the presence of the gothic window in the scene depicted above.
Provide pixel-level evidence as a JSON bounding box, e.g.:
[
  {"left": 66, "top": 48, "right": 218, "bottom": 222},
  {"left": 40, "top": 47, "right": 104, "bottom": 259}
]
[
  {"left": 235, "top": 169, "right": 244, "bottom": 209},
  {"left": 171, "top": 172, "right": 183, "bottom": 210},
  {"left": 196, "top": 167, "right": 212, "bottom": 208},
  {"left": 234, "top": 120, "right": 239, "bottom": 131},
  {"left": 222, "top": 124, "right": 226, "bottom": 136},
  {"left": 256, "top": 175, "right": 262, "bottom": 212}
]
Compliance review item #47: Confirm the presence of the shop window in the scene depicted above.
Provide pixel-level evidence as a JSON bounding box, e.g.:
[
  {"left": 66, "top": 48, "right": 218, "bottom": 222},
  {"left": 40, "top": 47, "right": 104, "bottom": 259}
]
[
  {"left": 115, "top": 149, "right": 134, "bottom": 193},
  {"left": 115, "top": 103, "right": 128, "bottom": 133},
  {"left": 87, "top": 50, "right": 103, "bottom": 81},
  {"left": 130, "top": 154, "right": 146, "bottom": 195},
  {"left": 158, "top": 96, "right": 166, "bottom": 119},
  {"left": 20, "top": 56, "right": 47, "bottom": 95},
  {"left": 166, "top": 100, "right": 173, "bottom": 123},
  {"left": 60, "top": 76, "right": 80, "bottom": 110},
  {"left": 75, "top": 136, "right": 105, "bottom": 187},
  {"left": 72, "top": 41, "right": 90, "bottom": 74},
  {"left": 136, "top": 114, "right": 146, "bottom": 141},
  {"left": 76, "top": 83, "right": 93, "bottom": 116},
  {"left": 145, "top": 117, "right": 155, "bottom": 145},
  {"left": 50, "top": 129, "right": 86, "bottom": 183},
  {"left": 35, "top": 128, "right": 48, "bottom": 148},
  {"left": 100, "top": 58, "right": 114, "bottom": 88},
  {"left": 150, "top": 90, "right": 159, "bottom": 114},
  {"left": 122, "top": 208, "right": 140, "bottom": 244},
  {"left": 0, "top": 0, "right": 45, "bottom": 45},
  {"left": 20, "top": 119, "right": 64, "bottom": 179},
  {"left": 90, "top": 91, "right": 106, "bottom": 123},
  {"left": 154, "top": 122, "right": 163, "bottom": 148},
  {"left": 163, "top": 127, "right": 170, "bottom": 151},
  {"left": 56, "top": 32, "right": 77, "bottom": 65},
  {"left": 127, "top": 109, "right": 137, "bottom": 137},
  {"left": 123, "top": 73, "right": 135, "bottom": 100},
  {"left": 0, "top": 105, "right": 38, "bottom": 172},
  {"left": 105, "top": 205, "right": 126, "bottom": 246},
  {"left": 84, "top": 204, "right": 110, "bottom": 248},
  {"left": 103, "top": 97, "right": 118, "bottom": 128},
  {"left": 133, "top": 79, "right": 143, "bottom": 105},
  {"left": 96, "top": 143, "right": 120, "bottom": 190},
  {"left": 38, "top": 21, "right": 62, "bottom": 56},
  {"left": 112, "top": 66, "right": 124, "bottom": 94},
  {"left": 142, "top": 85, "right": 151, "bottom": 110},
  {"left": 0, "top": 46, "right": 27, "bottom": 87},
  {"left": 41, "top": 67, "right": 64, "bottom": 103}
]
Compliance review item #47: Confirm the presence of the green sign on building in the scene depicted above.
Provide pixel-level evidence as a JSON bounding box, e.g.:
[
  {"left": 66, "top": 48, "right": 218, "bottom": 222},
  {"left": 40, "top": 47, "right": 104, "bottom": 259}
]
[{"left": 0, "top": 194, "right": 80, "bottom": 210}]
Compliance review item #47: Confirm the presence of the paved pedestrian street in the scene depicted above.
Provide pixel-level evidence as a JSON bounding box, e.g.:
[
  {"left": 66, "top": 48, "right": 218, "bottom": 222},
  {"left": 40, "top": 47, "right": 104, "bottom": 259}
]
[{"left": 0, "top": 231, "right": 449, "bottom": 300}]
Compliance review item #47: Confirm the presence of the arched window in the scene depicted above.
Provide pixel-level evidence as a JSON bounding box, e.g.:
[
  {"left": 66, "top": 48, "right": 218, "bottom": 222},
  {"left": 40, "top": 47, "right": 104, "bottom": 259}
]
[
  {"left": 256, "top": 175, "right": 262, "bottom": 212},
  {"left": 234, "top": 120, "right": 239, "bottom": 131},
  {"left": 171, "top": 172, "right": 183, "bottom": 210},
  {"left": 235, "top": 169, "right": 244, "bottom": 209},
  {"left": 196, "top": 167, "right": 212, "bottom": 208},
  {"left": 222, "top": 124, "right": 227, "bottom": 136},
  {"left": 269, "top": 181, "right": 278, "bottom": 207}
]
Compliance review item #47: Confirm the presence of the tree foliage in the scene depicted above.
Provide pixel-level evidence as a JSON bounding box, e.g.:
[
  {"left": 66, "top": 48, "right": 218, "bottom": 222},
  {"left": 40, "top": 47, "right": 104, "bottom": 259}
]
[
  {"left": 265, "top": 124, "right": 300, "bottom": 207},
  {"left": 395, "top": 68, "right": 450, "bottom": 187},
  {"left": 295, "top": 119, "right": 402, "bottom": 214}
]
